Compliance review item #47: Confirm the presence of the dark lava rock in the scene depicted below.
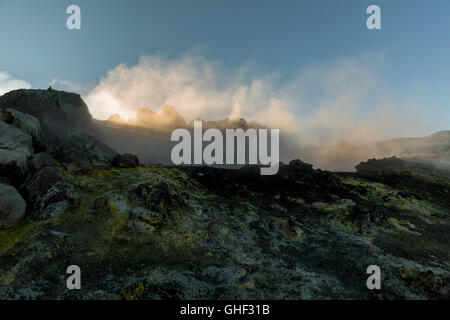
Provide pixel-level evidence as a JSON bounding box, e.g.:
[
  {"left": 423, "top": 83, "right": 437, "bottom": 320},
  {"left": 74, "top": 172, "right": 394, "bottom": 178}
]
[
  {"left": 136, "top": 182, "right": 170, "bottom": 207},
  {"left": 112, "top": 153, "right": 139, "bottom": 168},
  {"left": 31, "top": 152, "right": 57, "bottom": 171},
  {"left": 356, "top": 157, "right": 433, "bottom": 175},
  {"left": 57, "top": 132, "right": 117, "bottom": 166},
  {"left": 289, "top": 159, "right": 314, "bottom": 171},
  {"left": 181, "top": 159, "right": 324, "bottom": 199},
  {"left": 25, "top": 166, "right": 65, "bottom": 211},
  {"left": 327, "top": 173, "right": 340, "bottom": 186}
]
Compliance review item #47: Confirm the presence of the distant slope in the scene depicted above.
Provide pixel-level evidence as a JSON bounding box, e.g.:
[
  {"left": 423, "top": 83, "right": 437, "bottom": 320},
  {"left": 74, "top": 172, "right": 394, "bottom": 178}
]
[
  {"left": 362, "top": 130, "right": 450, "bottom": 167},
  {"left": 300, "top": 131, "right": 450, "bottom": 172}
]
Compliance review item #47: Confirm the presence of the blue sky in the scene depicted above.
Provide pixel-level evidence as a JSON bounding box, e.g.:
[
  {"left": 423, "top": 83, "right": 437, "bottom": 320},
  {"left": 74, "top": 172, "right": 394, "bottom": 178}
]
[{"left": 0, "top": 0, "right": 448, "bottom": 139}]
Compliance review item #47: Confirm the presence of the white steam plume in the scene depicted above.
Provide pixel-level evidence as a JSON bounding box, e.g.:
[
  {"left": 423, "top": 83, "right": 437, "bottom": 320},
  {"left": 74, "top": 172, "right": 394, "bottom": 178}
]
[{"left": 84, "top": 53, "right": 433, "bottom": 147}]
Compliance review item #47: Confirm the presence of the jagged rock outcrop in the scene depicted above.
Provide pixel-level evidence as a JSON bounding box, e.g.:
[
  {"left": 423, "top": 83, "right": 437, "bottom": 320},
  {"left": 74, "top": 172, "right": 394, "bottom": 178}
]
[
  {"left": 0, "top": 89, "right": 117, "bottom": 166},
  {"left": 355, "top": 156, "right": 450, "bottom": 178},
  {"left": 137, "top": 106, "right": 187, "bottom": 129},
  {"left": 188, "top": 117, "right": 263, "bottom": 130},
  {"left": 0, "top": 89, "right": 118, "bottom": 225},
  {"left": 356, "top": 157, "right": 417, "bottom": 173},
  {"left": 107, "top": 106, "right": 187, "bottom": 130}
]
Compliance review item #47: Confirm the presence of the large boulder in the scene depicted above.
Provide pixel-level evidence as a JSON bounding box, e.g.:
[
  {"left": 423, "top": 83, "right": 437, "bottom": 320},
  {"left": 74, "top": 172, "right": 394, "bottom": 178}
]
[
  {"left": 0, "top": 121, "right": 33, "bottom": 156},
  {"left": 0, "top": 89, "right": 118, "bottom": 165},
  {"left": 0, "top": 121, "right": 34, "bottom": 180},
  {"left": 0, "top": 183, "right": 26, "bottom": 228},
  {"left": 1, "top": 108, "right": 46, "bottom": 151},
  {"left": 0, "top": 89, "right": 92, "bottom": 143}
]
